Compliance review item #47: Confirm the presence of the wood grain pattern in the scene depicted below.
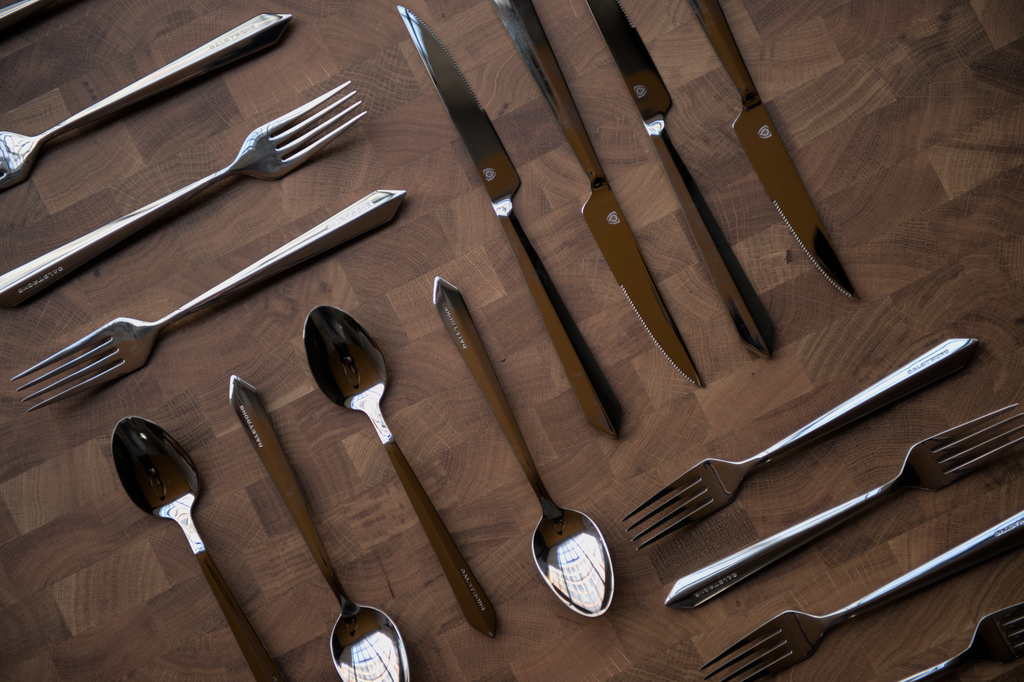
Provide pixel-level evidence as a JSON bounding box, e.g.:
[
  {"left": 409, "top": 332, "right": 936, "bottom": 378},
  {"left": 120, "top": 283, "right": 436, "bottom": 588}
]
[{"left": 1, "top": 0, "right": 1022, "bottom": 680}]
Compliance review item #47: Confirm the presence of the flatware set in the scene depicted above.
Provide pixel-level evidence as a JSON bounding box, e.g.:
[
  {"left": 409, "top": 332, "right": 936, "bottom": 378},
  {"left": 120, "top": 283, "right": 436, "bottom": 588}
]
[{"left": 5, "top": 3, "right": 1020, "bottom": 681}]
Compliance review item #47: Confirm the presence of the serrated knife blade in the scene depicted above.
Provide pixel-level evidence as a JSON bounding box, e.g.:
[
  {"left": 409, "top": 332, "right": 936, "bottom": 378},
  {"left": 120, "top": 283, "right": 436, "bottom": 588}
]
[
  {"left": 686, "top": 0, "right": 858, "bottom": 299},
  {"left": 584, "top": 0, "right": 774, "bottom": 357},
  {"left": 489, "top": 0, "right": 703, "bottom": 385},
  {"left": 399, "top": 6, "right": 622, "bottom": 435}
]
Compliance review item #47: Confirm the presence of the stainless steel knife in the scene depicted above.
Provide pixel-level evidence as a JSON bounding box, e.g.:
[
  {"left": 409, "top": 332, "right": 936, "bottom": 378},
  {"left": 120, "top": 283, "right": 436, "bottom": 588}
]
[
  {"left": 584, "top": 0, "right": 773, "bottom": 358},
  {"left": 685, "top": 0, "right": 859, "bottom": 299},
  {"left": 399, "top": 6, "right": 622, "bottom": 437},
  {"left": 489, "top": 0, "right": 703, "bottom": 385}
]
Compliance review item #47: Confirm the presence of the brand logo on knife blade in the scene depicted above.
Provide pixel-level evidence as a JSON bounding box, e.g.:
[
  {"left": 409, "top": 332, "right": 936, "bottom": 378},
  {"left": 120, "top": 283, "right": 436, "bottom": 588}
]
[
  {"left": 606, "top": 211, "right": 620, "bottom": 225},
  {"left": 483, "top": 168, "right": 497, "bottom": 181},
  {"left": 758, "top": 125, "right": 771, "bottom": 139},
  {"left": 633, "top": 84, "right": 647, "bottom": 98}
]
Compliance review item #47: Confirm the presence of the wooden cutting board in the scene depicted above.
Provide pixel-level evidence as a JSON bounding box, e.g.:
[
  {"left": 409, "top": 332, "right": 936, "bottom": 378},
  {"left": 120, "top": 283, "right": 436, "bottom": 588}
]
[{"left": 1, "top": 0, "right": 1021, "bottom": 680}]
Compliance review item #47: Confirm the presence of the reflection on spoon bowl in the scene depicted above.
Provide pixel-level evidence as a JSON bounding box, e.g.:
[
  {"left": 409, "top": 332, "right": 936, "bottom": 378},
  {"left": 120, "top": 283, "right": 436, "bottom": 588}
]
[
  {"left": 534, "top": 509, "right": 614, "bottom": 617},
  {"left": 331, "top": 608, "right": 407, "bottom": 682}
]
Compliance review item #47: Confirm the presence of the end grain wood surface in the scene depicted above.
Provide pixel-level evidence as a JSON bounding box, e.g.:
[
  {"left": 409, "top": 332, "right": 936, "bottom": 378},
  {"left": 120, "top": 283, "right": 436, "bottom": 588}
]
[{"left": 1, "top": 0, "right": 1023, "bottom": 680}]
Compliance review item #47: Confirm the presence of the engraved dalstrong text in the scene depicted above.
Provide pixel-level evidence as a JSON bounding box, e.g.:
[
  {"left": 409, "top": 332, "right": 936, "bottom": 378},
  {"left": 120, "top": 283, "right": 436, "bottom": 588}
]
[
  {"left": 18, "top": 266, "right": 62, "bottom": 294},
  {"left": 238, "top": 405, "right": 264, "bottom": 448},
  {"left": 461, "top": 568, "right": 486, "bottom": 611},
  {"left": 908, "top": 348, "right": 950, "bottom": 375},
  {"left": 694, "top": 572, "right": 738, "bottom": 599},
  {"left": 443, "top": 305, "right": 467, "bottom": 349}
]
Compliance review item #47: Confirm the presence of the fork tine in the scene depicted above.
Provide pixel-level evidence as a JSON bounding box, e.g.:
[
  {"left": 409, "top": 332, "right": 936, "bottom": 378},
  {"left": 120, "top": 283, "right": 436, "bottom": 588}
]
[
  {"left": 942, "top": 422, "right": 1024, "bottom": 475},
  {"left": 11, "top": 327, "right": 117, "bottom": 382},
  {"left": 279, "top": 102, "right": 366, "bottom": 162},
  {"left": 267, "top": 80, "right": 354, "bottom": 133},
  {"left": 623, "top": 482, "right": 681, "bottom": 522},
  {"left": 929, "top": 403, "right": 1018, "bottom": 446},
  {"left": 24, "top": 356, "right": 126, "bottom": 412},
  {"left": 15, "top": 337, "right": 116, "bottom": 391},
  {"left": 274, "top": 89, "right": 357, "bottom": 144},
  {"left": 20, "top": 350, "right": 121, "bottom": 403},
  {"left": 625, "top": 475, "right": 705, "bottom": 531},
  {"left": 634, "top": 496, "right": 716, "bottom": 549},
  {"left": 708, "top": 641, "right": 788, "bottom": 682},
  {"left": 701, "top": 624, "right": 782, "bottom": 676}
]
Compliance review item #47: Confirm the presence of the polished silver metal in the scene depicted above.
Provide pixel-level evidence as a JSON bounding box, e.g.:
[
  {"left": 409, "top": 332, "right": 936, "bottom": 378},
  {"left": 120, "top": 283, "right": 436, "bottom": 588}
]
[
  {"left": 489, "top": 0, "right": 703, "bottom": 384},
  {"left": 584, "top": 0, "right": 774, "bottom": 358},
  {"left": 625, "top": 338, "right": 979, "bottom": 548},
  {"left": 0, "top": 0, "right": 60, "bottom": 32},
  {"left": 702, "top": 507, "right": 1024, "bottom": 681},
  {"left": 432, "top": 276, "right": 614, "bottom": 617},
  {"left": 11, "top": 189, "right": 405, "bottom": 410},
  {"left": 897, "top": 601, "right": 1024, "bottom": 681},
  {"left": 0, "top": 79, "right": 365, "bottom": 307},
  {"left": 399, "top": 5, "right": 622, "bottom": 437},
  {"left": 0, "top": 13, "right": 291, "bottom": 190},
  {"left": 158, "top": 494, "right": 205, "bottom": 554},
  {"left": 667, "top": 404, "right": 1024, "bottom": 607},
  {"left": 111, "top": 416, "right": 286, "bottom": 682},
  {"left": 303, "top": 306, "right": 498, "bottom": 638},
  {"left": 228, "top": 377, "right": 409, "bottom": 682}
]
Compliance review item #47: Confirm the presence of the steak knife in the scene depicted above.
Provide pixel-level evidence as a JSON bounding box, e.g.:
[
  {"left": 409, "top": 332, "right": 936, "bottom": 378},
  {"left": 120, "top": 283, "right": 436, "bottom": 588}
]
[
  {"left": 585, "top": 0, "right": 773, "bottom": 357},
  {"left": 399, "top": 6, "right": 621, "bottom": 437},
  {"left": 686, "top": 0, "right": 858, "bottom": 299},
  {"left": 490, "top": 0, "right": 703, "bottom": 385}
]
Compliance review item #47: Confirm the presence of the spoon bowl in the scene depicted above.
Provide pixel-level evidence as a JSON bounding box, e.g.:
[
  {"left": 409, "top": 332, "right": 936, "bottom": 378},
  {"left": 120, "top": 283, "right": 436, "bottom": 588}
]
[
  {"left": 534, "top": 509, "right": 614, "bottom": 616},
  {"left": 304, "top": 306, "right": 497, "bottom": 638},
  {"left": 111, "top": 417, "right": 287, "bottom": 682}
]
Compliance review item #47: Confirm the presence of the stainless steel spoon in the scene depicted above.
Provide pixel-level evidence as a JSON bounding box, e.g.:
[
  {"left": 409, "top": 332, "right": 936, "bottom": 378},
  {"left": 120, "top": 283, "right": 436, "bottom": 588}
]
[
  {"left": 228, "top": 376, "right": 409, "bottom": 682},
  {"left": 111, "top": 416, "right": 287, "bottom": 682},
  {"left": 432, "top": 277, "right": 614, "bottom": 617},
  {"left": 303, "top": 305, "right": 498, "bottom": 638}
]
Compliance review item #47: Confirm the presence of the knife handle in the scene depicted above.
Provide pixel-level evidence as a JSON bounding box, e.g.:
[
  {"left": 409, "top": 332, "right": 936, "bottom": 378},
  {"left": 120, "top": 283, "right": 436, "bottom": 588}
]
[
  {"left": 650, "top": 127, "right": 773, "bottom": 357},
  {"left": 497, "top": 208, "right": 621, "bottom": 436},
  {"left": 687, "top": 0, "right": 759, "bottom": 105}
]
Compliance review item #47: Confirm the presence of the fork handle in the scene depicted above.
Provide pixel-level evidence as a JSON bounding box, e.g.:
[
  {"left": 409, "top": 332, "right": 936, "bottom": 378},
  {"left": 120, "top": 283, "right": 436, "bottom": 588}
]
[
  {"left": 896, "top": 655, "right": 968, "bottom": 682},
  {"left": 0, "top": 168, "right": 228, "bottom": 307},
  {"left": 40, "top": 14, "right": 291, "bottom": 141},
  {"left": 827, "top": 507, "right": 1024, "bottom": 628},
  {"left": 0, "top": 0, "right": 59, "bottom": 32},
  {"left": 666, "top": 480, "right": 897, "bottom": 607},
  {"left": 196, "top": 551, "right": 288, "bottom": 682},
  {"left": 156, "top": 190, "right": 405, "bottom": 327},
  {"left": 748, "top": 338, "right": 978, "bottom": 470}
]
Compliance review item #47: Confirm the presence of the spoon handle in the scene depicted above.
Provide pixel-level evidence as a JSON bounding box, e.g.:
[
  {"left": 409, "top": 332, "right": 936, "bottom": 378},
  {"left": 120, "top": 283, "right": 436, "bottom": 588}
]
[
  {"left": 228, "top": 376, "right": 349, "bottom": 611},
  {"left": 380, "top": 439, "right": 498, "bottom": 638},
  {"left": 196, "top": 550, "right": 288, "bottom": 682},
  {"left": 432, "top": 276, "right": 560, "bottom": 517}
]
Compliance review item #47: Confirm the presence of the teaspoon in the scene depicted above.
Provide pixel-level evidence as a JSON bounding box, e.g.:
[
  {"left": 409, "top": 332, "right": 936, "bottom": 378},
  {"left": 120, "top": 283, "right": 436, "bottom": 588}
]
[
  {"left": 432, "top": 277, "right": 614, "bottom": 616},
  {"left": 303, "top": 305, "right": 497, "bottom": 637},
  {"left": 228, "top": 376, "right": 409, "bottom": 681},
  {"left": 111, "top": 416, "right": 287, "bottom": 682}
]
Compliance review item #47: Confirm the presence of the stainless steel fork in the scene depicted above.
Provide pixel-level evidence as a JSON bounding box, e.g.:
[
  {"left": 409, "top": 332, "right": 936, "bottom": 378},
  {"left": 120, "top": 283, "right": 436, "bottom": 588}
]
[
  {"left": 0, "top": 80, "right": 365, "bottom": 307},
  {"left": 10, "top": 189, "right": 405, "bottom": 411},
  {"left": 897, "top": 601, "right": 1024, "bottom": 681},
  {"left": 623, "top": 339, "right": 978, "bottom": 548},
  {"left": 668, "top": 405, "right": 1024, "bottom": 607},
  {"left": 702, "top": 504, "right": 1024, "bottom": 682}
]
